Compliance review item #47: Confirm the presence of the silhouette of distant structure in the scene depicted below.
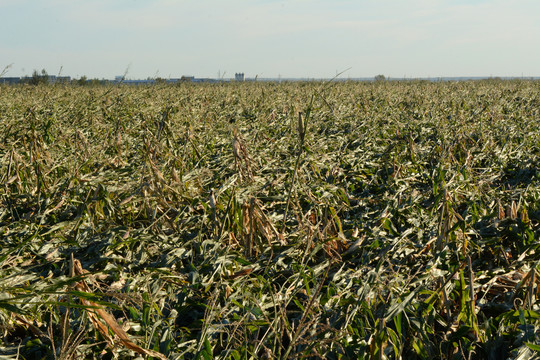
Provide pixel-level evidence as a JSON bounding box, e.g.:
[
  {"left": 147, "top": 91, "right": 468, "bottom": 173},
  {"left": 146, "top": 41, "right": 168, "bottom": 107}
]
[{"left": 235, "top": 73, "right": 245, "bottom": 82}]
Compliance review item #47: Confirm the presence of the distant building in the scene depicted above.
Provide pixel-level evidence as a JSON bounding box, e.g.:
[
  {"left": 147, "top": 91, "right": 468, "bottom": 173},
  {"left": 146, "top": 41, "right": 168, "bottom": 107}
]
[
  {"left": 0, "top": 76, "right": 70, "bottom": 84},
  {"left": 48, "top": 76, "right": 71, "bottom": 84},
  {"left": 235, "top": 73, "right": 245, "bottom": 82},
  {"left": 0, "top": 77, "right": 21, "bottom": 84}
]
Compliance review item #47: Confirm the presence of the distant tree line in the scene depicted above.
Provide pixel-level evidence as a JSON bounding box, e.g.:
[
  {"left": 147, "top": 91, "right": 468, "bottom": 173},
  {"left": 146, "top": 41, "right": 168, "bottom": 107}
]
[{"left": 28, "top": 69, "right": 49, "bottom": 85}]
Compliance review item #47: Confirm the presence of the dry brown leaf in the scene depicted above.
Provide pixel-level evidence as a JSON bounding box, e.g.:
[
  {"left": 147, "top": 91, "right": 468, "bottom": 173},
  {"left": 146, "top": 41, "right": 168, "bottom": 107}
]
[
  {"left": 71, "top": 258, "right": 167, "bottom": 360},
  {"left": 226, "top": 268, "right": 253, "bottom": 280},
  {"left": 5, "top": 174, "right": 19, "bottom": 185}
]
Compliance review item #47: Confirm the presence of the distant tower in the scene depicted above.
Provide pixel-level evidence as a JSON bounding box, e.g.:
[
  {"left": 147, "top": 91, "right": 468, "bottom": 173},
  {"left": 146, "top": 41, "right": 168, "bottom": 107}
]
[{"left": 235, "top": 73, "right": 245, "bottom": 82}]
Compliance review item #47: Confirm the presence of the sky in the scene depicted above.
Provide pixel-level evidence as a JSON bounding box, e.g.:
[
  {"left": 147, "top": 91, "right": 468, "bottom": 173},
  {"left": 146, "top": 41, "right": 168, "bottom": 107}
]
[{"left": 1, "top": 0, "right": 539, "bottom": 80}]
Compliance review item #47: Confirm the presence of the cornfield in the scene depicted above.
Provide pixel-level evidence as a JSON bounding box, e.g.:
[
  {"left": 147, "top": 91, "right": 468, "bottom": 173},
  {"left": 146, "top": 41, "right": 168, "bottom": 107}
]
[{"left": 0, "top": 79, "right": 539, "bottom": 359}]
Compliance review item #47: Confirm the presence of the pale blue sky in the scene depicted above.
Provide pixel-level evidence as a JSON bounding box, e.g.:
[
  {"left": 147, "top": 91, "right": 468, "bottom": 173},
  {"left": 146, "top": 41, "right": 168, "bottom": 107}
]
[{"left": 1, "top": 0, "right": 538, "bottom": 79}]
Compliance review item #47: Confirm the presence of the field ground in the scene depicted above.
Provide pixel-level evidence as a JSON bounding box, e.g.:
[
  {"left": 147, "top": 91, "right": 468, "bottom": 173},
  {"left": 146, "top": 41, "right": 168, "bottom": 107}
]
[{"left": 1, "top": 80, "right": 540, "bottom": 359}]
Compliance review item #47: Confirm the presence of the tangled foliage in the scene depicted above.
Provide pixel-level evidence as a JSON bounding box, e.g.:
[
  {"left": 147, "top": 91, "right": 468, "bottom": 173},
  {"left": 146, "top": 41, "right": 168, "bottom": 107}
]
[{"left": 0, "top": 80, "right": 540, "bottom": 359}]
